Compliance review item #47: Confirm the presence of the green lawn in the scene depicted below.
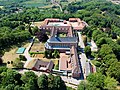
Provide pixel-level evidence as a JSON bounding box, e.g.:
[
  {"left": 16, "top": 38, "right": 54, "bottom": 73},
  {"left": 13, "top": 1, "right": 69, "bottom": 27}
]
[
  {"left": 22, "top": 0, "right": 49, "bottom": 7},
  {"left": 0, "top": 0, "right": 49, "bottom": 7}
]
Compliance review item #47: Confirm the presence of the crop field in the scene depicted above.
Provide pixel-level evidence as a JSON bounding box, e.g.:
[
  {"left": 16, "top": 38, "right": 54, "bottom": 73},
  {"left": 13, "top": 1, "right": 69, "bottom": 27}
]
[
  {"left": 22, "top": 0, "right": 49, "bottom": 7},
  {"left": 0, "top": 0, "right": 82, "bottom": 7},
  {"left": 0, "top": 0, "right": 50, "bottom": 7}
]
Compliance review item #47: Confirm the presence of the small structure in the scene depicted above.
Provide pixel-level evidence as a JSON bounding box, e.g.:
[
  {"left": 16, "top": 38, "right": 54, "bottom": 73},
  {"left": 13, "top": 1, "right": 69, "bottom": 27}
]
[
  {"left": 25, "top": 59, "right": 54, "bottom": 72},
  {"left": 16, "top": 47, "right": 26, "bottom": 54}
]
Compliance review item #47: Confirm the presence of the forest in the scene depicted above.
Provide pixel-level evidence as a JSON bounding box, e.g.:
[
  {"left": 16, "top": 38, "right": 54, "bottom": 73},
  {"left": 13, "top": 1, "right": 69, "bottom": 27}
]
[
  {"left": 0, "top": 67, "right": 67, "bottom": 90},
  {"left": 0, "top": 0, "right": 120, "bottom": 90}
]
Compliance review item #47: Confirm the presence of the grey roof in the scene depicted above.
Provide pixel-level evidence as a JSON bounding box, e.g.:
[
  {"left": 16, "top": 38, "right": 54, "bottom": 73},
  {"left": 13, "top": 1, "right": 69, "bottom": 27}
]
[{"left": 48, "top": 37, "right": 78, "bottom": 43}]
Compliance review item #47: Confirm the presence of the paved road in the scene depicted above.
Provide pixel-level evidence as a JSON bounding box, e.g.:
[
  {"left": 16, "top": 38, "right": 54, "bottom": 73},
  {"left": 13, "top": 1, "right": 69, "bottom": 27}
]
[
  {"left": 24, "top": 36, "right": 35, "bottom": 68},
  {"left": 77, "top": 32, "right": 89, "bottom": 79},
  {"left": 78, "top": 32, "right": 85, "bottom": 48}
]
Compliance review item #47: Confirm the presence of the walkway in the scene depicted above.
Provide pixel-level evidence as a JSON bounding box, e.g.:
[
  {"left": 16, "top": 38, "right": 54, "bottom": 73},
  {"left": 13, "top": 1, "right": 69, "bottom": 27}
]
[
  {"left": 77, "top": 32, "right": 89, "bottom": 79},
  {"left": 78, "top": 32, "right": 85, "bottom": 48},
  {"left": 24, "top": 36, "right": 35, "bottom": 68}
]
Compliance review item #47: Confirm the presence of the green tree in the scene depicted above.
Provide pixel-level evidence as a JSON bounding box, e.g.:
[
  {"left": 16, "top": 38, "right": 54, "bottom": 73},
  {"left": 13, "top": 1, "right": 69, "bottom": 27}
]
[
  {"left": 17, "top": 25, "right": 25, "bottom": 30},
  {"left": 1, "top": 69, "right": 22, "bottom": 86},
  {"left": 0, "top": 66, "right": 7, "bottom": 74},
  {"left": 104, "top": 76, "right": 118, "bottom": 90},
  {"left": 87, "top": 73, "right": 105, "bottom": 90},
  {"left": 28, "top": 24, "right": 33, "bottom": 35},
  {"left": 98, "top": 44, "right": 113, "bottom": 59},
  {"left": 14, "top": 85, "right": 24, "bottom": 90},
  {"left": 21, "top": 71, "right": 38, "bottom": 90},
  {"left": 33, "top": 26, "right": 39, "bottom": 35},
  {"left": 13, "top": 58, "right": 24, "bottom": 68},
  {"left": 36, "top": 31, "right": 48, "bottom": 42},
  {"left": 107, "top": 62, "right": 120, "bottom": 82},
  {"left": 52, "top": 50, "right": 60, "bottom": 58},
  {"left": 116, "top": 38, "right": 120, "bottom": 45},
  {"left": 48, "top": 74, "right": 55, "bottom": 90},
  {"left": 5, "top": 84, "right": 15, "bottom": 90},
  {"left": 21, "top": 71, "right": 37, "bottom": 84},
  {"left": 77, "top": 81, "right": 86, "bottom": 90},
  {"left": 84, "top": 46, "right": 91, "bottom": 57},
  {"left": 96, "top": 37, "right": 106, "bottom": 47},
  {"left": 19, "top": 55, "right": 27, "bottom": 61},
  {"left": 24, "top": 79, "right": 38, "bottom": 90},
  {"left": 37, "top": 74, "right": 48, "bottom": 90},
  {"left": 54, "top": 76, "right": 66, "bottom": 90}
]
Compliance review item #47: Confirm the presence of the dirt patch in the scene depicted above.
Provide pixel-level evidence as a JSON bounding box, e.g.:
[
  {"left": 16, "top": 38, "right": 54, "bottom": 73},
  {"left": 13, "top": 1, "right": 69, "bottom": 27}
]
[
  {"left": 34, "top": 21, "right": 44, "bottom": 27},
  {"left": 2, "top": 48, "right": 19, "bottom": 63},
  {"left": 33, "top": 54, "right": 44, "bottom": 58}
]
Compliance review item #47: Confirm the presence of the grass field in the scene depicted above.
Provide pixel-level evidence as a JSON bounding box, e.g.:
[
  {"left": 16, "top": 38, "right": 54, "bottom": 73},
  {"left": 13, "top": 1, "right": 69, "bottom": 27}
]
[
  {"left": 22, "top": 0, "right": 50, "bottom": 7},
  {"left": 0, "top": 0, "right": 49, "bottom": 7},
  {"left": 2, "top": 42, "right": 30, "bottom": 68}
]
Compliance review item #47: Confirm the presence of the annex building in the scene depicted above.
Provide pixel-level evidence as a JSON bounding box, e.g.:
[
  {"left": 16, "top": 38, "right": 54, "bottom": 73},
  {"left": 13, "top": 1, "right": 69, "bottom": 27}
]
[{"left": 39, "top": 18, "right": 86, "bottom": 78}]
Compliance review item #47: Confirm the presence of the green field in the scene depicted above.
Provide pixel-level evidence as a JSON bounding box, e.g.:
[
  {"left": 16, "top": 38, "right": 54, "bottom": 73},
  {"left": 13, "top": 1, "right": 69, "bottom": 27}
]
[
  {"left": 0, "top": 0, "right": 50, "bottom": 7},
  {"left": 22, "top": 0, "right": 49, "bottom": 7},
  {"left": 0, "top": 0, "right": 82, "bottom": 7}
]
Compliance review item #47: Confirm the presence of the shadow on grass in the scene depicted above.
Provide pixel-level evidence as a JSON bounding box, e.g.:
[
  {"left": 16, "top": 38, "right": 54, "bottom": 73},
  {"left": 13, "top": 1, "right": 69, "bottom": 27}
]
[
  {"left": 0, "top": 63, "right": 7, "bottom": 67},
  {"left": 1, "top": 41, "right": 30, "bottom": 56}
]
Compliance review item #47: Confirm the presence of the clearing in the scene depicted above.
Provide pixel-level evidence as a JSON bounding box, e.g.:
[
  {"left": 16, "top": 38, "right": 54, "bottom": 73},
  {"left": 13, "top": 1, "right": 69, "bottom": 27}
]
[{"left": 2, "top": 42, "right": 30, "bottom": 68}]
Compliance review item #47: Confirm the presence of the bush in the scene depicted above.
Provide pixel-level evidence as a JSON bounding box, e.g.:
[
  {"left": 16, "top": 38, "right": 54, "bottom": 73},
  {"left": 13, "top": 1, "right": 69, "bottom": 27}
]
[
  {"left": 19, "top": 55, "right": 27, "bottom": 61},
  {"left": 29, "top": 52, "right": 44, "bottom": 55},
  {"left": 55, "top": 63, "right": 59, "bottom": 70},
  {"left": 13, "top": 58, "right": 24, "bottom": 68}
]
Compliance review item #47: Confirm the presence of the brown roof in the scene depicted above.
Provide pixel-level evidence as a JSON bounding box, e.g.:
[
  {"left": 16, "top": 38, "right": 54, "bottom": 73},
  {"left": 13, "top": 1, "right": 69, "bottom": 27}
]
[
  {"left": 59, "top": 53, "right": 72, "bottom": 71},
  {"left": 71, "top": 46, "right": 81, "bottom": 77},
  {"left": 26, "top": 59, "right": 54, "bottom": 71}
]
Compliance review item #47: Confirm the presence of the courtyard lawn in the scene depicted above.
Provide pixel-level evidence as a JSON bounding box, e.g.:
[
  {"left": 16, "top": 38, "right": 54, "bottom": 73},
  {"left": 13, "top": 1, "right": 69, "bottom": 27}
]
[
  {"left": 30, "top": 38, "right": 45, "bottom": 53},
  {"left": 30, "top": 42, "right": 45, "bottom": 53},
  {"left": 32, "top": 53, "right": 59, "bottom": 67}
]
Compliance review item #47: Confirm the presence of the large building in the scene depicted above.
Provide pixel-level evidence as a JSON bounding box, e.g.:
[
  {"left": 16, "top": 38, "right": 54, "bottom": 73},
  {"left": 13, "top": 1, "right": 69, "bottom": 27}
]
[{"left": 39, "top": 18, "right": 86, "bottom": 78}]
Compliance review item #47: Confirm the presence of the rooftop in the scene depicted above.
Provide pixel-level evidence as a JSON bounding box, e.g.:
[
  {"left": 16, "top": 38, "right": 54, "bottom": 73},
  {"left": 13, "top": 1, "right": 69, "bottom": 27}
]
[
  {"left": 47, "top": 22, "right": 69, "bottom": 26},
  {"left": 25, "top": 59, "right": 54, "bottom": 72},
  {"left": 48, "top": 37, "right": 78, "bottom": 43},
  {"left": 59, "top": 53, "right": 72, "bottom": 71}
]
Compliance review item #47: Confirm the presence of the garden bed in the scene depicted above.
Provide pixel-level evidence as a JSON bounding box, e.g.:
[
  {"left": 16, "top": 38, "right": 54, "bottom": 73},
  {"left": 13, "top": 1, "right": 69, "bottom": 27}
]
[{"left": 29, "top": 38, "right": 45, "bottom": 53}]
